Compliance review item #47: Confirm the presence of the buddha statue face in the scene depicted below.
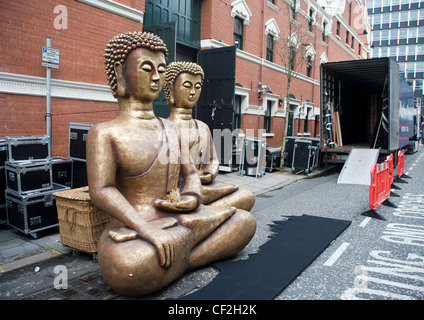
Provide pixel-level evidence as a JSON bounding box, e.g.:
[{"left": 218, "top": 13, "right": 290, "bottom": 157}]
[
  {"left": 115, "top": 47, "right": 166, "bottom": 103},
  {"left": 164, "top": 61, "right": 204, "bottom": 110},
  {"left": 172, "top": 72, "right": 202, "bottom": 109}
]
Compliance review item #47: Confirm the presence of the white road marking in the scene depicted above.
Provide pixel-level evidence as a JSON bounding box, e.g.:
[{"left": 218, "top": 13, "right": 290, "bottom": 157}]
[
  {"left": 323, "top": 242, "right": 350, "bottom": 267},
  {"left": 359, "top": 217, "right": 371, "bottom": 227}
]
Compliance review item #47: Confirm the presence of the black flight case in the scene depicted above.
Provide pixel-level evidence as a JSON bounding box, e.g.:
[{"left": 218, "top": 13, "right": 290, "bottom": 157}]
[
  {"left": 5, "top": 183, "right": 70, "bottom": 238},
  {"left": 0, "top": 138, "right": 7, "bottom": 224},
  {"left": 5, "top": 135, "right": 50, "bottom": 162},
  {"left": 292, "top": 138, "right": 313, "bottom": 175},
  {"left": 5, "top": 160, "right": 53, "bottom": 194},
  {"left": 69, "top": 122, "right": 95, "bottom": 188},
  {"left": 284, "top": 136, "right": 296, "bottom": 168}
]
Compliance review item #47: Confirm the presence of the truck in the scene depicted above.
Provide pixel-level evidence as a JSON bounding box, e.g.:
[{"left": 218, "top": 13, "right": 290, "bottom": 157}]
[{"left": 319, "top": 57, "right": 419, "bottom": 165}]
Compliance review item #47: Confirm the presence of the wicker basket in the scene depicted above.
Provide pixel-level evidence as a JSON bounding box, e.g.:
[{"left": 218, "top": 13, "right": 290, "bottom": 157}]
[{"left": 53, "top": 186, "right": 112, "bottom": 254}]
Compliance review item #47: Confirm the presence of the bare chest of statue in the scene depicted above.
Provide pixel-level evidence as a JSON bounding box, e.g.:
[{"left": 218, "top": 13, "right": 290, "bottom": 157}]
[{"left": 111, "top": 118, "right": 167, "bottom": 178}]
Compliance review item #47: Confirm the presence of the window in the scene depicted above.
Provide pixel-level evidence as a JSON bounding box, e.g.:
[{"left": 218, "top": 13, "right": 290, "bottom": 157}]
[
  {"left": 304, "top": 108, "right": 309, "bottom": 133},
  {"left": 410, "top": 10, "right": 418, "bottom": 23},
  {"left": 419, "top": 26, "right": 424, "bottom": 38},
  {"left": 382, "top": 12, "right": 390, "bottom": 25},
  {"left": 336, "top": 21, "right": 340, "bottom": 36},
  {"left": 390, "top": 29, "right": 399, "bottom": 44},
  {"left": 416, "top": 61, "right": 424, "bottom": 73},
  {"left": 417, "top": 44, "right": 424, "bottom": 56},
  {"left": 374, "top": 14, "right": 381, "bottom": 27},
  {"left": 415, "top": 80, "right": 423, "bottom": 94},
  {"left": 322, "top": 21, "right": 327, "bottom": 42},
  {"left": 399, "top": 45, "right": 407, "bottom": 57},
  {"left": 409, "top": 27, "right": 417, "bottom": 41},
  {"left": 289, "top": 47, "right": 295, "bottom": 71},
  {"left": 391, "top": 11, "right": 400, "bottom": 26},
  {"left": 351, "top": 35, "right": 355, "bottom": 48},
  {"left": 264, "top": 101, "right": 272, "bottom": 133},
  {"left": 389, "top": 46, "right": 397, "bottom": 57},
  {"left": 346, "top": 30, "right": 350, "bottom": 44},
  {"left": 400, "top": 28, "right": 408, "bottom": 40},
  {"left": 308, "top": 8, "right": 314, "bottom": 32},
  {"left": 358, "top": 43, "right": 362, "bottom": 56},
  {"left": 373, "top": 30, "right": 381, "bottom": 43},
  {"left": 266, "top": 34, "right": 274, "bottom": 62},
  {"left": 381, "top": 29, "right": 389, "bottom": 41},
  {"left": 306, "top": 56, "right": 312, "bottom": 77},
  {"left": 233, "top": 95, "right": 241, "bottom": 130},
  {"left": 401, "top": 11, "right": 409, "bottom": 23},
  {"left": 291, "top": 0, "right": 297, "bottom": 20},
  {"left": 380, "top": 46, "right": 388, "bottom": 57},
  {"left": 234, "top": 17, "right": 244, "bottom": 49}
]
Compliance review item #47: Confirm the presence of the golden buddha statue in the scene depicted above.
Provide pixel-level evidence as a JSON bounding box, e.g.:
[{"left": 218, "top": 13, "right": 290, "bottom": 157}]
[
  {"left": 86, "top": 32, "right": 256, "bottom": 296},
  {"left": 165, "top": 61, "right": 255, "bottom": 211}
]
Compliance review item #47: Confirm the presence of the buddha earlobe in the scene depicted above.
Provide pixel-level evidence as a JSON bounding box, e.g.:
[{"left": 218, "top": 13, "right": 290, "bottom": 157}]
[
  {"left": 167, "top": 81, "right": 175, "bottom": 106},
  {"left": 114, "top": 61, "right": 126, "bottom": 97}
]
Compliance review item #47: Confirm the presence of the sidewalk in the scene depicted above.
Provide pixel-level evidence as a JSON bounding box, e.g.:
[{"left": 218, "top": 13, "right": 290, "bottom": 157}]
[{"left": 0, "top": 166, "right": 331, "bottom": 280}]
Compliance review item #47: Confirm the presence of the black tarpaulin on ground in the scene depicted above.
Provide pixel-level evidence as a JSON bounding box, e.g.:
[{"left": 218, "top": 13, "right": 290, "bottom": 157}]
[{"left": 180, "top": 214, "right": 351, "bottom": 300}]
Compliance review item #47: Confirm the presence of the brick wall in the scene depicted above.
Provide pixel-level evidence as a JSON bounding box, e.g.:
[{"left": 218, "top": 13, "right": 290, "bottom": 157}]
[
  {"left": 200, "top": 0, "right": 369, "bottom": 147},
  {"left": 1, "top": 0, "right": 370, "bottom": 158},
  {"left": 0, "top": 0, "right": 143, "bottom": 156}
]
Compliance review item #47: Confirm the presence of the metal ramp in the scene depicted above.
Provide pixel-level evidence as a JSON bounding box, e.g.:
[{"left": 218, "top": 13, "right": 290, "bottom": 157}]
[{"left": 337, "top": 148, "right": 380, "bottom": 185}]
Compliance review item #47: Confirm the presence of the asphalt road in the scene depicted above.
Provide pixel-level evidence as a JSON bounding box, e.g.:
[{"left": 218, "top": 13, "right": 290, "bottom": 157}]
[{"left": 273, "top": 147, "right": 424, "bottom": 300}]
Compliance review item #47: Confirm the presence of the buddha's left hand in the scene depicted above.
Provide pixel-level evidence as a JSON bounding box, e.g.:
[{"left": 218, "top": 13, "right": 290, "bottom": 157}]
[{"left": 199, "top": 173, "right": 213, "bottom": 184}]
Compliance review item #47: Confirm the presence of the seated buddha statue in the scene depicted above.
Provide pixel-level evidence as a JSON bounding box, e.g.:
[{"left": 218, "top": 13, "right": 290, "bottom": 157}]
[
  {"left": 86, "top": 32, "right": 256, "bottom": 297},
  {"left": 165, "top": 61, "right": 255, "bottom": 211}
]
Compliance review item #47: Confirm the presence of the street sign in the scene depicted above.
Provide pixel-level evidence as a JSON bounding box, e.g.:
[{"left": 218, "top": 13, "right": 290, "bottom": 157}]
[
  {"left": 42, "top": 46, "right": 60, "bottom": 64},
  {"left": 42, "top": 62, "right": 59, "bottom": 69}
]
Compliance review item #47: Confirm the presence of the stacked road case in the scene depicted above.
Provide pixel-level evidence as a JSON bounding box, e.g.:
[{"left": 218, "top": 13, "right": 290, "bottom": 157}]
[{"left": 3, "top": 135, "right": 70, "bottom": 238}]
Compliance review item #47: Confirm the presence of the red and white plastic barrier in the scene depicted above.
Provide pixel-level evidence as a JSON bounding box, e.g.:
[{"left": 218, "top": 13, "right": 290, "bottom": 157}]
[
  {"left": 369, "top": 160, "right": 391, "bottom": 211},
  {"left": 397, "top": 149, "right": 405, "bottom": 178},
  {"left": 386, "top": 153, "right": 394, "bottom": 186}
]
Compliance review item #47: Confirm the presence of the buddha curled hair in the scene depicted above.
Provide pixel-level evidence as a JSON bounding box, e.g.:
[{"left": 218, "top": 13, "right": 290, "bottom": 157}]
[
  {"left": 104, "top": 31, "right": 168, "bottom": 97},
  {"left": 164, "top": 61, "right": 205, "bottom": 104}
]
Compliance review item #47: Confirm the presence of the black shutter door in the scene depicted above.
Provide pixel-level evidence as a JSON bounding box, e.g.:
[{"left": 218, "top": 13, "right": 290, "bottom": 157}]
[
  {"left": 197, "top": 46, "right": 236, "bottom": 170},
  {"left": 143, "top": 21, "right": 176, "bottom": 118}
]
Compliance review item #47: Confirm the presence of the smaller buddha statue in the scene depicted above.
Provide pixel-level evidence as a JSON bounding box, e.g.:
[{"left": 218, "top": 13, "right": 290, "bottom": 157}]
[{"left": 165, "top": 61, "right": 255, "bottom": 211}]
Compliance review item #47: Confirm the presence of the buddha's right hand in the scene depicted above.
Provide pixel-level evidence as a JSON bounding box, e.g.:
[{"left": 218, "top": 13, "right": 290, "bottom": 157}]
[{"left": 140, "top": 225, "right": 175, "bottom": 268}]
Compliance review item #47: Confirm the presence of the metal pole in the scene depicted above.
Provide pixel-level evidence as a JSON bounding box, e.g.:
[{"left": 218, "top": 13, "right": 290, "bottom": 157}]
[{"left": 46, "top": 36, "right": 52, "bottom": 156}]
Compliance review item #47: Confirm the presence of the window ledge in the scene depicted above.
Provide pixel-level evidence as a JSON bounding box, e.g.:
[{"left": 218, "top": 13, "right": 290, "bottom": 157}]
[{"left": 263, "top": 133, "right": 275, "bottom": 138}]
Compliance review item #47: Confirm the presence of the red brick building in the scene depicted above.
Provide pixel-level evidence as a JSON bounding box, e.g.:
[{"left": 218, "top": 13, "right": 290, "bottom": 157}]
[{"left": 0, "top": 0, "right": 370, "bottom": 164}]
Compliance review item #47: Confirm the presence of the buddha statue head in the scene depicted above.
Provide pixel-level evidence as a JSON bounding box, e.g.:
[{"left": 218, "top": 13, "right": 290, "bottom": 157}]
[
  {"left": 164, "top": 61, "right": 205, "bottom": 109},
  {"left": 103, "top": 31, "right": 169, "bottom": 98}
]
